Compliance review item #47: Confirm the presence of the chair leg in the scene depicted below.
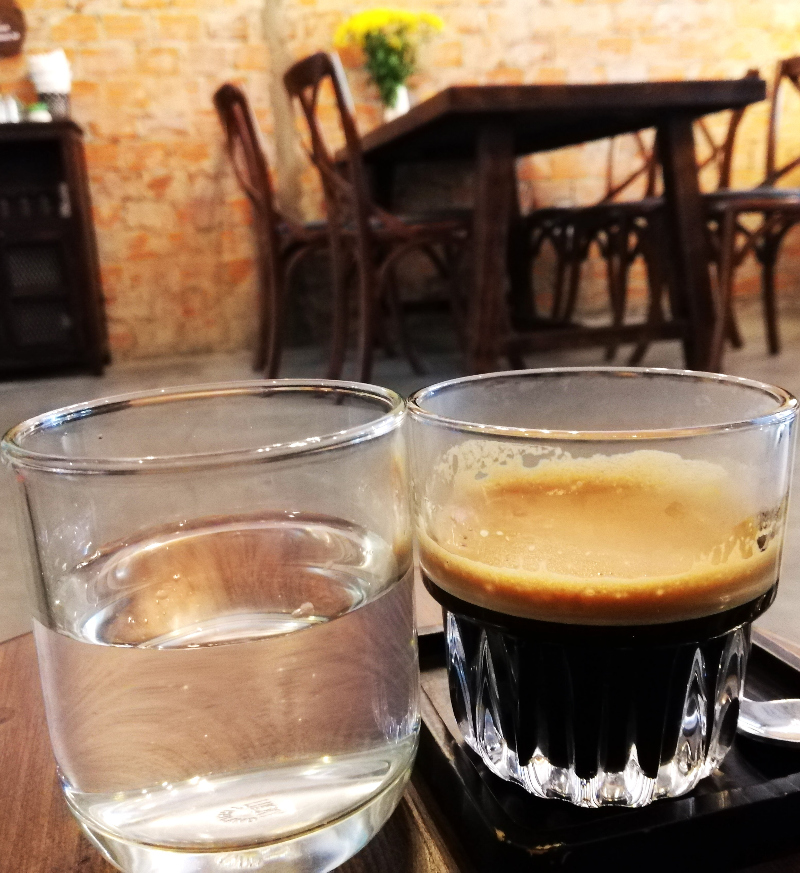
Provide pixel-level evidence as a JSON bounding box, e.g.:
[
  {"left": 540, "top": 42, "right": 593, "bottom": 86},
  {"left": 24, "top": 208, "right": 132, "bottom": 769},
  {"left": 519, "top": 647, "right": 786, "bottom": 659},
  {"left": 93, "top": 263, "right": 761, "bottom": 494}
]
[
  {"left": 549, "top": 224, "right": 572, "bottom": 321},
  {"left": 253, "top": 320, "right": 268, "bottom": 373},
  {"left": 253, "top": 331, "right": 267, "bottom": 373},
  {"left": 604, "top": 226, "right": 627, "bottom": 362},
  {"left": 503, "top": 299, "right": 527, "bottom": 369},
  {"left": 252, "top": 247, "right": 271, "bottom": 373},
  {"left": 707, "top": 206, "right": 739, "bottom": 372},
  {"left": 326, "top": 236, "right": 351, "bottom": 380},
  {"left": 629, "top": 222, "right": 666, "bottom": 366},
  {"left": 609, "top": 265, "right": 632, "bottom": 363},
  {"left": 760, "top": 236, "right": 781, "bottom": 355},
  {"left": 263, "top": 251, "right": 284, "bottom": 378},
  {"left": 507, "top": 219, "right": 535, "bottom": 324},
  {"left": 551, "top": 248, "right": 567, "bottom": 321},
  {"left": 726, "top": 297, "right": 744, "bottom": 349},
  {"left": 355, "top": 243, "right": 378, "bottom": 384},
  {"left": 648, "top": 208, "right": 690, "bottom": 367},
  {"left": 628, "top": 286, "right": 661, "bottom": 367},
  {"left": 714, "top": 214, "right": 744, "bottom": 351},
  {"left": 383, "top": 264, "right": 427, "bottom": 375},
  {"left": 558, "top": 229, "right": 587, "bottom": 324},
  {"left": 443, "top": 243, "right": 469, "bottom": 356},
  {"left": 424, "top": 240, "right": 470, "bottom": 364},
  {"left": 375, "top": 296, "right": 398, "bottom": 359}
]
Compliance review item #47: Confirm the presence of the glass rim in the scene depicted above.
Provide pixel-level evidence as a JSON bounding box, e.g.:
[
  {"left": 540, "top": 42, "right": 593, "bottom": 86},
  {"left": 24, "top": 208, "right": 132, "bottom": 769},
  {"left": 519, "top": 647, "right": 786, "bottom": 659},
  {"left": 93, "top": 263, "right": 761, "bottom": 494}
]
[
  {"left": 1, "top": 380, "right": 405, "bottom": 474},
  {"left": 407, "top": 367, "right": 798, "bottom": 441}
]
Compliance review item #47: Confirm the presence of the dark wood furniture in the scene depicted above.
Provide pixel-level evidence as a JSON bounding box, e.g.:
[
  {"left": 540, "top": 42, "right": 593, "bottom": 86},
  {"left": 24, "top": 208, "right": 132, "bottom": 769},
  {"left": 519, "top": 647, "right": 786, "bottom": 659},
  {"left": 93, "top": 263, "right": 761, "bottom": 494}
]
[
  {"left": 536, "top": 74, "right": 761, "bottom": 369},
  {"left": 0, "top": 121, "right": 107, "bottom": 377},
  {"left": 285, "top": 53, "right": 471, "bottom": 382},
  {"left": 512, "top": 130, "right": 664, "bottom": 367},
  {"left": 711, "top": 57, "right": 800, "bottom": 358},
  {"left": 214, "top": 84, "right": 331, "bottom": 376},
  {"left": 521, "top": 86, "right": 758, "bottom": 368},
  {"left": 356, "top": 79, "right": 766, "bottom": 373}
]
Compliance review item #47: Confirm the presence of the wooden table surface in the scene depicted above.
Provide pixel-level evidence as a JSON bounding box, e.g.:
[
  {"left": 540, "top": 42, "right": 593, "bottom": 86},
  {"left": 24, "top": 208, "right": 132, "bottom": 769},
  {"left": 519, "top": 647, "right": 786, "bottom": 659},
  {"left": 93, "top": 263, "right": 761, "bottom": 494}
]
[
  {"left": 0, "top": 631, "right": 471, "bottom": 873},
  {"left": 356, "top": 79, "right": 766, "bottom": 374},
  {"left": 5, "top": 625, "right": 800, "bottom": 872}
]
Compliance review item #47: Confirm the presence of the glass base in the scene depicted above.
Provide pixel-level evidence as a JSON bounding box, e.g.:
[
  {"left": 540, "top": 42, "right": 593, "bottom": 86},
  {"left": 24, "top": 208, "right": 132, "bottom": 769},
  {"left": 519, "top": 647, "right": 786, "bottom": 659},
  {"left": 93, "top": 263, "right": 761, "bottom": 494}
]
[
  {"left": 445, "top": 607, "right": 754, "bottom": 808},
  {"left": 74, "top": 769, "right": 411, "bottom": 873}
]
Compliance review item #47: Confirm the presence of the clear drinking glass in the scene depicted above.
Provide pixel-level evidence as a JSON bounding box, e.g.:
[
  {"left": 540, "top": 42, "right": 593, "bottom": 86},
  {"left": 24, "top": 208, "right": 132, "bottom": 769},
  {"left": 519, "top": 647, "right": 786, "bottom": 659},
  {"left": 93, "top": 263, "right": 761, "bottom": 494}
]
[
  {"left": 408, "top": 368, "right": 796, "bottom": 809},
  {"left": 2, "top": 381, "right": 418, "bottom": 872}
]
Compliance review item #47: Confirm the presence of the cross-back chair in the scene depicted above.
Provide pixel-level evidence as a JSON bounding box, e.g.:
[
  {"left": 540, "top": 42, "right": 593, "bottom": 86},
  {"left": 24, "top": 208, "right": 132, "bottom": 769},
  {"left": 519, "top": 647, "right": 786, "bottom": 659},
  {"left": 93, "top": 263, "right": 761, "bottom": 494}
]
[
  {"left": 283, "top": 52, "right": 471, "bottom": 382},
  {"left": 709, "top": 58, "right": 800, "bottom": 358},
  {"left": 511, "top": 69, "right": 762, "bottom": 369},
  {"left": 213, "top": 82, "right": 330, "bottom": 375},
  {"left": 597, "top": 68, "right": 761, "bottom": 367},
  {"left": 599, "top": 76, "right": 757, "bottom": 365},
  {"left": 510, "top": 131, "right": 668, "bottom": 366},
  {"left": 565, "top": 132, "right": 664, "bottom": 364}
]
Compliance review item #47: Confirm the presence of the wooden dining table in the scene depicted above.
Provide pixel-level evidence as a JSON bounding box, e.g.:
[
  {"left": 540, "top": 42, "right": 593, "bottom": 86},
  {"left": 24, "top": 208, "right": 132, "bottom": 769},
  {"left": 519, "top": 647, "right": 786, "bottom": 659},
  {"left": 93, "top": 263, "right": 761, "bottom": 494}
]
[{"left": 357, "top": 79, "right": 766, "bottom": 373}]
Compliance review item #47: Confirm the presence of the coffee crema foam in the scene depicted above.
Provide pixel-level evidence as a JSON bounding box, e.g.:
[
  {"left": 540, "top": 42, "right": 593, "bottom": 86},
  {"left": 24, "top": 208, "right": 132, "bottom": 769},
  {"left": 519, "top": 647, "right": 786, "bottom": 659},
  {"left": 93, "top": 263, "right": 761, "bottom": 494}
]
[{"left": 418, "top": 448, "right": 782, "bottom": 625}]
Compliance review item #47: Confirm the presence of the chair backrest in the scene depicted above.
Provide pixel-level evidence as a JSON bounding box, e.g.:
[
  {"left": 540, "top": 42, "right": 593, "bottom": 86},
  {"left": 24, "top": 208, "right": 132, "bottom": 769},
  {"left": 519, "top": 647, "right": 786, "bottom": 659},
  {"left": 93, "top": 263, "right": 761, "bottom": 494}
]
[
  {"left": 213, "top": 83, "right": 280, "bottom": 225},
  {"left": 600, "top": 68, "right": 758, "bottom": 203},
  {"left": 600, "top": 131, "right": 658, "bottom": 203},
  {"left": 695, "top": 71, "right": 760, "bottom": 191},
  {"left": 283, "top": 52, "right": 374, "bottom": 239},
  {"left": 213, "top": 82, "right": 286, "bottom": 374},
  {"left": 765, "top": 56, "right": 800, "bottom": 186}
]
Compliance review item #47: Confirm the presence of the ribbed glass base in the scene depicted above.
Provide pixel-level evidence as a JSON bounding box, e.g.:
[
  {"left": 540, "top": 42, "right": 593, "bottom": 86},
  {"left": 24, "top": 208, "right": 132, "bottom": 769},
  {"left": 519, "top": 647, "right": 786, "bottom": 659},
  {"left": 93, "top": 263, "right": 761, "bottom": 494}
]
[
  {"left": 75, "top": 768, "right": 411, "bottom": 873},
  {"left": 445, "top": 608, "right": 753, "bottom": 808}
]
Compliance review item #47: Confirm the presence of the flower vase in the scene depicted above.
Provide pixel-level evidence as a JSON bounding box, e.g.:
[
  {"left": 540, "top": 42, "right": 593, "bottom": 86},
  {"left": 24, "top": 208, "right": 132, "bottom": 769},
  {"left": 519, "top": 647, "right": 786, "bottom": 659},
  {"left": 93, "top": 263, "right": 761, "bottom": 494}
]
[{"left": 384, "top": 84, "right": 410, "bottom": 122}]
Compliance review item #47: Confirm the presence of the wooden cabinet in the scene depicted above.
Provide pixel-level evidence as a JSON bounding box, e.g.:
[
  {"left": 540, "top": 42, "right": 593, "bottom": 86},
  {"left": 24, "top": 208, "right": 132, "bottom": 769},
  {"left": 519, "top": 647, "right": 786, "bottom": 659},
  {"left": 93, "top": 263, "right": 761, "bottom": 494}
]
[{"left": 0, "top": 121, "right": 108, "bottom": 377}]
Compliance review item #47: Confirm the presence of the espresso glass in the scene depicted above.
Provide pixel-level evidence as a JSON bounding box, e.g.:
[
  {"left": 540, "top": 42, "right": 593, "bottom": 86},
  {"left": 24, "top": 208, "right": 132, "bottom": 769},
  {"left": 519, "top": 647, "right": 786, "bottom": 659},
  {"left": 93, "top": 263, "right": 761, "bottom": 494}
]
[
  {"left": 408, "top": 368, "right": 796, "bottom": 809},
  {"left": 2, "top": 381, "right": 418, "bottom": 873}
]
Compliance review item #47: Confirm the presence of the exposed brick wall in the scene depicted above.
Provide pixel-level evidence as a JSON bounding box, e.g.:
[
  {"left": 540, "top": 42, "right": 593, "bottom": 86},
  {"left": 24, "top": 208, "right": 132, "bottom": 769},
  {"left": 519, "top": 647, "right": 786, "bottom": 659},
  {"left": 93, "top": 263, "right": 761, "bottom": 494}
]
[
  {"left": 0, "top": 0, "right": 273, "bottom": 359},
  {"left": 1, "top": 0, "right": 798, "bottom": 359}
]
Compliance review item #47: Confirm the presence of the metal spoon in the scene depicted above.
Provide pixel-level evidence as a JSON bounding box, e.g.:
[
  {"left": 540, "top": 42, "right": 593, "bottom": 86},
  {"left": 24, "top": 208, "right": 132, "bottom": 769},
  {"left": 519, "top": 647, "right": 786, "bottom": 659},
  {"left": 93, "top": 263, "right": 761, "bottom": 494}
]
[
  {"left": 737, "top": 629, "right": 800, "bottom": 745},
  {"left": 738, "top": 697, "right": 800, "bottom": 745}
]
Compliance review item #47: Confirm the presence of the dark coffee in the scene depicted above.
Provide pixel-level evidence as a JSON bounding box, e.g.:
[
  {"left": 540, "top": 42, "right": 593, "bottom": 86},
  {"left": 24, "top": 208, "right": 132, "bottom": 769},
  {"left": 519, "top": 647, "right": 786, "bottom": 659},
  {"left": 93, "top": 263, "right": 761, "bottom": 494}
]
[
  {"left": 418, "top": 449, "right": 782, "bottom": 804},
  {"left": 426, "top": 573, "right": 775, "bottom": 781}
]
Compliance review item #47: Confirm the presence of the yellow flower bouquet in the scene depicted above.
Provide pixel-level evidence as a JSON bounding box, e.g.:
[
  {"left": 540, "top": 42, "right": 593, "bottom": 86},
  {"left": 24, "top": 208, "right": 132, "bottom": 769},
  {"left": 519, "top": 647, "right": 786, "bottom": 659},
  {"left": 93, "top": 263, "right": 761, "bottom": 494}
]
[{"left": 334, "top": 8, "right": 443, "bottom": 109}]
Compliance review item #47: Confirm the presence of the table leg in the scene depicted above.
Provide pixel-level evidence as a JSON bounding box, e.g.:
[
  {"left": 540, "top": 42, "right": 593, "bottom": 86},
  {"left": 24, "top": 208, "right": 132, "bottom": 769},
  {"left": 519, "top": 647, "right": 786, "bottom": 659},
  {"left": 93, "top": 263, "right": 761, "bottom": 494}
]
[
  {"left": 470, "top": 124, "right": 517, "bottom": 373},
  {"left": 656, "top": 115, "right": 717, "bottom": 370},
  {"left": 371, "top": 161, "right": 395, "bottom": 211}
]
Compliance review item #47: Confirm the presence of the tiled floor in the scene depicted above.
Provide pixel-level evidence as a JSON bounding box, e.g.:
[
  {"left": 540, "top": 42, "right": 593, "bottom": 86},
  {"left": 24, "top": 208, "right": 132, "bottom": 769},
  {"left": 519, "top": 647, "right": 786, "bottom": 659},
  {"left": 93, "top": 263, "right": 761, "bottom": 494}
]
[{"left": 2, "top": 298, "right": 800, "bottom": 644}]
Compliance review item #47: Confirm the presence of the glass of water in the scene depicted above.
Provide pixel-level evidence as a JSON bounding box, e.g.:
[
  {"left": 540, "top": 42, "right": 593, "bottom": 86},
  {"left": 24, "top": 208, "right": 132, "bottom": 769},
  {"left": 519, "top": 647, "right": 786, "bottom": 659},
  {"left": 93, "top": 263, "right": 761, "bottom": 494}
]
[{"left": 2, "top": 381, "right": 418, "bottom": 873}]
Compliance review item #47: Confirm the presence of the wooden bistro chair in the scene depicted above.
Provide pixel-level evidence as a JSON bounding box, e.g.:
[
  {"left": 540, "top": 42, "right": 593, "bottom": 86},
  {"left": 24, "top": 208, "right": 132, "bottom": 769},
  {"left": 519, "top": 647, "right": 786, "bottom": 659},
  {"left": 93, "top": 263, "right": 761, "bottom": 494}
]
[
  {"left": 624, "top": 78, "right": 759, "bottom": 364},
  {"left": 510, "top": 71, "right": 761, "bottom": 370},
  {"left": 707, "top": 58, "right": 800, "bottom": 359},
  {"left": 283, "top": 52, "right": 471, "bottom": 383},
  {"left": 509, "top": 132, "right": 668, "bottom": 366},
  {"left": 213, "top": 82, "right": 331, "bottom": 376}
]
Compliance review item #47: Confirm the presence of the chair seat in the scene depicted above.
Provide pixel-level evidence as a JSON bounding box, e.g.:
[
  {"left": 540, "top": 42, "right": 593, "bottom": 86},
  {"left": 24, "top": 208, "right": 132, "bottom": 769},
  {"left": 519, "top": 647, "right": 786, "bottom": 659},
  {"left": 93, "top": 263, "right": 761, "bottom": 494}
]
[
  {"left": 521, "top": 198, "right": 663, "bottom": 234},
  {"left": 577, "top": 196, "right": 663, "bottom": 216},
  {"left": 326, "top": 215, "right": 469, "bottom": 242},
  {"left": 277, "top": 219, "right": 328, "bottom": 239},
  {"left": 300, "top": 218, "right": 328, "bottom": 230},
  {"left": 370, "top": 216, "right": 470, "bottom": 241},
  {"left": 704, "top": 188, "right": 800, "bottom": 213},
  {"left": 395, "top": 207, "right": 473, "bottom": 224},
  {"left": 520, "top": 205, "right": 578, "bottom": 228}
]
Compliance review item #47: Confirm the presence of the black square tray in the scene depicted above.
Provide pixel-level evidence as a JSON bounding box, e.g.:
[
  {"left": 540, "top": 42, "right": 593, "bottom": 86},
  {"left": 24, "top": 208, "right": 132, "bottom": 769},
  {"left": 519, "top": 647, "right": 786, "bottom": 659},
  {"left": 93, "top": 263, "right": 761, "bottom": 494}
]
[{"left": 416, "top": 629, "right": 800, "bottom": 872}]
